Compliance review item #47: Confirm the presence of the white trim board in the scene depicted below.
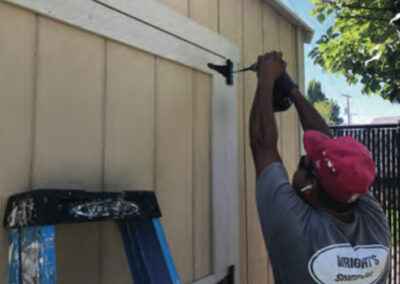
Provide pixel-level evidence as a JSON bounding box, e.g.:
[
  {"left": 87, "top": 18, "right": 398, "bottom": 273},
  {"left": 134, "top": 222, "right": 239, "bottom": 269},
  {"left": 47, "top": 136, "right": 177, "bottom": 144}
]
[
  {"left": 1, "top": 0, "right": 241, "bottom": 283},
  {"left": 2, "top": 0, "right": 241, "bottom": 72},
  {"left": 94, "top": 0, "right": 240, "bottom": 61}
]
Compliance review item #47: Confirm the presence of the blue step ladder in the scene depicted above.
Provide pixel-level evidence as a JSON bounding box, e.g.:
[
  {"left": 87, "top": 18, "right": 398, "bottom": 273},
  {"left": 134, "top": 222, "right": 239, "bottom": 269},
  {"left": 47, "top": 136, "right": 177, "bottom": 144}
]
[{"left": 3, "top": 189, "right": 182, "bottom": 284}]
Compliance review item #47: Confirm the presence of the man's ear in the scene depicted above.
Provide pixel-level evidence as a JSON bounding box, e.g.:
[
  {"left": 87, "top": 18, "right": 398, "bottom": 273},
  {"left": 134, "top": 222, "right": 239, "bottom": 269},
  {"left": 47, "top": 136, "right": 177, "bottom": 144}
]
[
  {"left": 313, "top": 178, "right": 320, "bottom": 189},
  {"left": 302, "top": 177, "right": 318, "bottom": 193},
  {"left": 303, "top": 179, "right": 320, "bottom": 205},
  {"left": 310, "top": 178, "right": 322, "bottom": 196}
]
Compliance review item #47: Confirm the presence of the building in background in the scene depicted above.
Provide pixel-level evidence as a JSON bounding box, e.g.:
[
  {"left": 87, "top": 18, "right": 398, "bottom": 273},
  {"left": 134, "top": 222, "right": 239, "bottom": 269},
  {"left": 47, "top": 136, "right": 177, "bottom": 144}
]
[{"left": 371, "top": 116, "right": 400, "bottom": 125}]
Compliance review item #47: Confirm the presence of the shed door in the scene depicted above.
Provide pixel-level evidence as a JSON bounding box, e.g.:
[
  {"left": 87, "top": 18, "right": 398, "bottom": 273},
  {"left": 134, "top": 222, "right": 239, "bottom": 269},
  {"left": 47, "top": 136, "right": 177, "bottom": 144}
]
[{"left": 0, "top": 0, "right": 240, "bottom": 283}]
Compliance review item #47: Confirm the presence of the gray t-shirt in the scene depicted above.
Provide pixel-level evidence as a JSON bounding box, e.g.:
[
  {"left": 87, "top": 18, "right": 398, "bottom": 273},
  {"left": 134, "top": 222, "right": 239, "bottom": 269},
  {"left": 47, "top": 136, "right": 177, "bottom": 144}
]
[{"left": 256, "top": 162, "right": 391, "bottom": 284}]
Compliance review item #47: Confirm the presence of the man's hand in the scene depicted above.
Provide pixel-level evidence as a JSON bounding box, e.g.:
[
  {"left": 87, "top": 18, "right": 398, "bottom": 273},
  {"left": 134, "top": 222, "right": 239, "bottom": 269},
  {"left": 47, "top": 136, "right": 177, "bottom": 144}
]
[{"left": 257, "top": 51, "right": 287, "bottom": 86}]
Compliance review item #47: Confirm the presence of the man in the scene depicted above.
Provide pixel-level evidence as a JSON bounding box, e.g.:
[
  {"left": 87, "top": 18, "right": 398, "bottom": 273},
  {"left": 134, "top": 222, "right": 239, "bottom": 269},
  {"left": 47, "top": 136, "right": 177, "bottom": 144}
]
[{"left": 250, "top": 51, "right": 390, "bottom": 284}]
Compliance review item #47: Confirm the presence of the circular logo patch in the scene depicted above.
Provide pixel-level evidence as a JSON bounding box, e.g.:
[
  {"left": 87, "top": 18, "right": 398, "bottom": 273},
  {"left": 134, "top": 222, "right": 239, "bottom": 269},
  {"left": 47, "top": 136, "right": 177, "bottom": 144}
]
[{"left": 308, "top": 244, "right": 388, "bottom": 284}]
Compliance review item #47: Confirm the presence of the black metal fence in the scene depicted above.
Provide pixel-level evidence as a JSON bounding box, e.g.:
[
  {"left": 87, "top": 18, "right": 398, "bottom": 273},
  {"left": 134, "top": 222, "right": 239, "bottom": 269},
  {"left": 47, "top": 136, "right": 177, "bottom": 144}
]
[{"left": 331, "top": 123, "right": 400, "bottom": 284}]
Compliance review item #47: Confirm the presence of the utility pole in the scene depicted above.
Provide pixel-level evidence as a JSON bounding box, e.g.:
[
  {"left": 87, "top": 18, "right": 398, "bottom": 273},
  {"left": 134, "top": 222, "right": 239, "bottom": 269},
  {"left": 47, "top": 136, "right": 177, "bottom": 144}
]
[{"left": 342, "top": 94, "right": 352, "bottom": 125}]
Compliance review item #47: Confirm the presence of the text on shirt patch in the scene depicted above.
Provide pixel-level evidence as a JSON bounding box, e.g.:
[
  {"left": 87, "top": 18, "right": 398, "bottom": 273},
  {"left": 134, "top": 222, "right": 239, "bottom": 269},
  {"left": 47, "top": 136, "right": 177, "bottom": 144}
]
[{"left": 308, "top": 243, "right": 388, "bottom": 284}]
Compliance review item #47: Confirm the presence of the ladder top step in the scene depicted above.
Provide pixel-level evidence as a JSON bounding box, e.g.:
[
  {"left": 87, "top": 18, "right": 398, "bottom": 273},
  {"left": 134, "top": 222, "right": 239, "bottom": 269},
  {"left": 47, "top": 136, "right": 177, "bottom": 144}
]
[{"left": 3, "top": 190, "right": 161, "bottom": 229}]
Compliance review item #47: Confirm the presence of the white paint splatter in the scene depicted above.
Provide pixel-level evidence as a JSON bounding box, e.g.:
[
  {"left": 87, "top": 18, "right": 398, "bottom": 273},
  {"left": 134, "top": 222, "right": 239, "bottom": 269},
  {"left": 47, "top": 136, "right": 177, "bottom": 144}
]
[
  {"left": 8, "top": 243, "right": 14, "bottom": 265},
  {"left": 71, "top": 198, "right": 140, "bottom": 219},
  {"left": 22, "top": 241, "right": 40, "bottom": 284},
  {"left": 8, "top": 198, "right": 35, "bottom": 227}
]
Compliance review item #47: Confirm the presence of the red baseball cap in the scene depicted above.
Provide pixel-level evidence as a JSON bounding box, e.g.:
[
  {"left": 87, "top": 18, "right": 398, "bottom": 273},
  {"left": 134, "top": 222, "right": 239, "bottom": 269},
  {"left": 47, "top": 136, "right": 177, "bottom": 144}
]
[{"left": 303, "top": 130, "right": 376, "bottom": 203}]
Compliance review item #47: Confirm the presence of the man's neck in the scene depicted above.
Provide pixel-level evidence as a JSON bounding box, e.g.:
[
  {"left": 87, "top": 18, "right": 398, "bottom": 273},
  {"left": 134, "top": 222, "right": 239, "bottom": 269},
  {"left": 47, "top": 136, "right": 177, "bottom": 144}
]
[
  {"left": 317, "top": 189, "right": 356, "bottom": 223},
  {"left": 325, "top": 207, "right": 355, "bottom": 223}
]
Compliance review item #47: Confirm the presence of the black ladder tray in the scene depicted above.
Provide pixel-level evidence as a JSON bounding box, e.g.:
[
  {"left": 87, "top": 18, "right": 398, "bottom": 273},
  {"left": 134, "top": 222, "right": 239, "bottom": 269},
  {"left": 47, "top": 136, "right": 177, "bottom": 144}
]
[{"left": 3, "top": 189, "right": 161, "bottom": 229}]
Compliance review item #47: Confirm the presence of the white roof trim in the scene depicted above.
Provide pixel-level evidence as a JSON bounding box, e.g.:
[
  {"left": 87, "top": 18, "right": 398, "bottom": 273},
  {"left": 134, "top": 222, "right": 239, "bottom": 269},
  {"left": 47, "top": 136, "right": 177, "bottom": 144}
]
[{"left": 266, "top": 0, "right": 314, "bottom": 43}]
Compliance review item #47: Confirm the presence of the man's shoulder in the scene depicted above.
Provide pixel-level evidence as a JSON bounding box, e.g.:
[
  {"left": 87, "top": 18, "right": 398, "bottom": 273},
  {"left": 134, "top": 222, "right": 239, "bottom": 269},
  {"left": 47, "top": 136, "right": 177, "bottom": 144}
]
[
  {"left": 257, "top": 161, "right": 289, "bottom": 186},
  {"left": 357, "top": 193, "right": 386, "bottom": 218},
  {"left": 356, "top": 194, "right": 390, "bottom": 243}
]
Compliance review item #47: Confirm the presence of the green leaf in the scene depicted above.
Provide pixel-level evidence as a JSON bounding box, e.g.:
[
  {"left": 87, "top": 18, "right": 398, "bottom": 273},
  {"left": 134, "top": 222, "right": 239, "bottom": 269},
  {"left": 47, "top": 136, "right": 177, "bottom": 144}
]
[
  {"left": 310, "top": 0, "right": 400, "bottom": 102},
  {"left": 317, "top": 13, "right": 326, "bottom": 23}
]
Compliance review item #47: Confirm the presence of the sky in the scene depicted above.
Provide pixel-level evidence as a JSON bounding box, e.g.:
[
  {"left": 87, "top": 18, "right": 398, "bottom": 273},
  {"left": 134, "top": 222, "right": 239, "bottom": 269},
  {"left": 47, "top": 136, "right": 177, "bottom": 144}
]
[{"left": 279, "top": 0, "right": 400, "bottom": 125}]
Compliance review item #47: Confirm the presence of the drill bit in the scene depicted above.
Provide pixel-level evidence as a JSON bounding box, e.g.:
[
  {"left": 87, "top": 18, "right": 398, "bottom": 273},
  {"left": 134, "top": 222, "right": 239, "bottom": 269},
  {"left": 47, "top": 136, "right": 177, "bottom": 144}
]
[
  {"left": 234, "top": 56, "right": 286, "bottom": 73},
  {"left": 233, "top": 63, "right": 258, "bottom": 73}
]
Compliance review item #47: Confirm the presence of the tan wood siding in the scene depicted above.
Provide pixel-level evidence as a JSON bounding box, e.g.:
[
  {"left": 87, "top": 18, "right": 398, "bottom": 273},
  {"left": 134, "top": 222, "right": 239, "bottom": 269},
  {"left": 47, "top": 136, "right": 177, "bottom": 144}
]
[
  {"left": 104, "top": 42, "right": 156, "bottom": 192},
  {"left": 33, "top": 17, "right": 105, "bottom": 284},
  {"left": 219, "top": 0, "right": 243, "bottom": 47},
  {"left": 0, "top": 4, "right": 216, "bottom": 281},
  {"left": 261, "top": 5, "right": 283, "bottom": 283},
  {"left": 159, "top": 0, "right": 189, "bottom": 16},
  {"left": 279, "top": 18, "right": 300, "bottom": 178},
  {"left": 0, "top": 3, "right": 36, "bottom": 283},
  {"left": 101, "top": 41, "right": 156, "bottom": 284},
  {"left": 243, "top": 0, "right": 272, "bottom": 283},
  {"left": 156, "top": 58, "right": 194, "bottom": 283},
  {"left": 34, "top": 16, "right": 105, "bottom": 284},
  {"left": 0, "top": 1, "right": 304, "bottom": 283},
  {"left": 189, "top": 0, "right": 218, "bottom": 32},
  {"left": 192, "top": 72, "right": 212, "bottom": 280},
  {"left": 156, "top": 1, "right": 302, "bottom": 283},
  {"left": 263, "top": 4, "right": 283, "bottom": 154}
]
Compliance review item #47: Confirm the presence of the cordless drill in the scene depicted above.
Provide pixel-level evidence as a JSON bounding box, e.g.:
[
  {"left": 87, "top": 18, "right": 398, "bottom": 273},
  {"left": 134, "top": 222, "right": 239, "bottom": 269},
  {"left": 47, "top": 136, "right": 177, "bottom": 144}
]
[
  {"left": 235, "top": 62, "right": 298, "bottom": 112},
  {"left": 208, "top": 59, "right": 298, "bottom": 112}
]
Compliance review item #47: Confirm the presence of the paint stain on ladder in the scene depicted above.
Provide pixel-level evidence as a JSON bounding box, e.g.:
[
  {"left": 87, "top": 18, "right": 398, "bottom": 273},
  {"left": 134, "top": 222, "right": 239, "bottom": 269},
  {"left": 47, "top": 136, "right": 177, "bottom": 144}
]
[
  {"left": 7, "top": 198, "right": 35, "bottom": 228},
  {"left": 21, "top": 240, "right": 41, "bottom": 284}
]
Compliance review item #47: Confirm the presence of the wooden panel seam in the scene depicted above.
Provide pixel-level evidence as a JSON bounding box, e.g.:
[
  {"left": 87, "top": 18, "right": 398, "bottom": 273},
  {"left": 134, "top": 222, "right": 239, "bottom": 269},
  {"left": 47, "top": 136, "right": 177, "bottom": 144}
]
[
  {"left": 192, "top": 69, "right": 196, "bottom": 280},
  {"left": 153, "top": 57, "right": 159, "bottom": 194},
  {"left": 29, "top": 14, "right": 39, "bottom": 189},
  {"left": 0, "top": 5, "right": 37, "bottom": 281},
  {"left": 99, "top": 38, "right": 107, "bottom": 284}
]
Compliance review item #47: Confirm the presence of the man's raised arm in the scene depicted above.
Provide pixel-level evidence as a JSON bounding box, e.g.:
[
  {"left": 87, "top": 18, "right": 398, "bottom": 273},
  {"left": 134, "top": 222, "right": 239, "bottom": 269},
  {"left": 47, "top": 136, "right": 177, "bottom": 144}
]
[
  {"left": 249, "top": 52, "right": 286, "bottom": 177},
  {"left": 289, "top": 88, "right": 332, "bottom": 137}
]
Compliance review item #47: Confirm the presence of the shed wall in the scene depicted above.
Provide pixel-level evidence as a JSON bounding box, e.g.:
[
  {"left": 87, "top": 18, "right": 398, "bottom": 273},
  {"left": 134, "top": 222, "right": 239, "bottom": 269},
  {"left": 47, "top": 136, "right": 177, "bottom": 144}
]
[
  {"left": 158, "top": 1, "right": 303, "bottom": 283},
  {"left": 0, "top": 0, "right": 305, "bottom": 283},
  {"left": 0, "top": 2, "right": 213, "bottom": 283}
]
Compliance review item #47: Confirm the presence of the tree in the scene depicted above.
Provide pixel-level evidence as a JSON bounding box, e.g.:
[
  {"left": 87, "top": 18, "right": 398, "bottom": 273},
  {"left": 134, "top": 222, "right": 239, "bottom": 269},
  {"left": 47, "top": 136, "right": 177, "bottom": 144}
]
[
  {"left": 307, "top": 79, "right": 344, "bottom": 125},
  {"left": 330, "top": 100, "right": 344, "bottom": 125},
  {"left": 314, "top": 101, "right": 334, "bottom": 124},
  {"left": 307, "top": 80, "right": 327, "bottom": 103},
  {"left": 310, "top": 0, "right": 400, "bottom": 102}
]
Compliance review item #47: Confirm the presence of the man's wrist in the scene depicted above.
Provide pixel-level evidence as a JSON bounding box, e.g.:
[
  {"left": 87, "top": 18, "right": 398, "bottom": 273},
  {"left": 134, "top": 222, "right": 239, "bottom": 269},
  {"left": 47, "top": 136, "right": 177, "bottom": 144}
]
[
  {"left": 258, "top": 79, "right": 274, "bottom": 91},
  {"left": 289, "top": 87, "right": 301, "bottom": 100}
]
